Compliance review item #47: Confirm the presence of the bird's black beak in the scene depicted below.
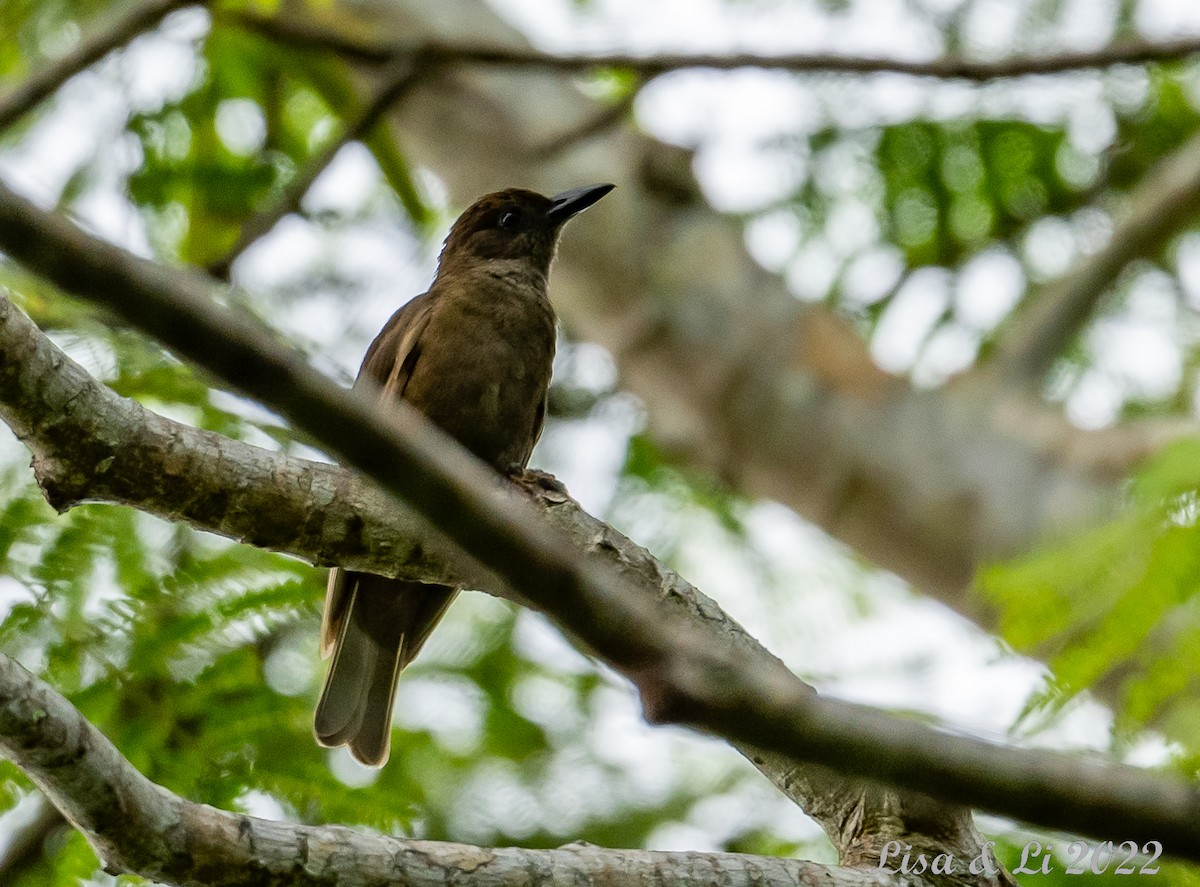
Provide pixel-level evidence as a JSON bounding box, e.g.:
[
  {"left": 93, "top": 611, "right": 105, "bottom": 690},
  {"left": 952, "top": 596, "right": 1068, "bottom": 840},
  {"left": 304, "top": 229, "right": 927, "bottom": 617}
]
[{"left": 546, "top": 183, "right": 615, "bottom": 224}]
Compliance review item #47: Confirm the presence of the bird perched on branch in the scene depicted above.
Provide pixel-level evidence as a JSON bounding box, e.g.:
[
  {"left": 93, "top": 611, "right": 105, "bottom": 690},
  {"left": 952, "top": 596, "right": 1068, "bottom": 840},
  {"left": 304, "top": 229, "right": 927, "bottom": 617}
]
[{"left": 315, "top": 183, "right": 615, "bottom": 766}]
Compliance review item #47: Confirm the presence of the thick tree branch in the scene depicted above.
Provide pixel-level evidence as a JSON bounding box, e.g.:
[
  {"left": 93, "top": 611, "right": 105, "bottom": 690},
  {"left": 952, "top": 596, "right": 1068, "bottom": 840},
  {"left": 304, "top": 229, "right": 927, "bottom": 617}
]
[
  {"left": 0, "top": 0, "right": 200, "bottom": 131},
  {"left": 0, "top": 287, "right": 991, "bottom": 872},
  {"left": 207, "top": 56, "right": 425, "bottom": 280},
  {"left": 0, "top": 652, "right": 895, "bottom": 887},
  {"left": 1, "top": 179, "right": 1200, "bottom": 864},
  {"left": 230, "top": 13, "right": 1200, "bottom": 82},
  {"left": 992, "top": 127, "right": 1200, "bottom": 382},
  {"left": 0, "top": 290, "right": 457, "bottom": 583}
]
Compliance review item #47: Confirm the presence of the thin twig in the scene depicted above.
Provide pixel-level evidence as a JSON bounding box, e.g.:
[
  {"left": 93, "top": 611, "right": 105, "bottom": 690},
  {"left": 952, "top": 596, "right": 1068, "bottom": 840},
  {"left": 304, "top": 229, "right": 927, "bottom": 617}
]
[
  {"left": 0, "top": 0, "right": 201, "bottom": 131},
  {"left": 231, "top": 12, "right": 1200, "bottom": 82},
  {"left": 531, "top": 87, "right": 641, "bottom": 160},
  {"left": 991, "top": 127, "right": 1200, "bottom": 382},
  {"left": 207, "top": 56, "right": 424, "bottom": 280},
  {"left": 1, "top": 179, "right": 1200, "bottom": 860}
]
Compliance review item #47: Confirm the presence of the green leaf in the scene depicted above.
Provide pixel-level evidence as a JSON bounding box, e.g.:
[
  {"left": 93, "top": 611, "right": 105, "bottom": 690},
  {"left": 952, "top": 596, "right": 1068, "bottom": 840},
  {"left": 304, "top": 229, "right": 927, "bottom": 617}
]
[{"left": 982, "top": 437, "right": 1200, "bottom": 750}]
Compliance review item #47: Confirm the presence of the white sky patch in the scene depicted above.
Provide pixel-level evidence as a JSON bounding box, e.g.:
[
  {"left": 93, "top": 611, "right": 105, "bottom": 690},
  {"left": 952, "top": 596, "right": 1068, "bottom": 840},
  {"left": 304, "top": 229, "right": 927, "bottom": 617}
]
[
  {"left": 215, "top": 98, "right": 267, "bottom": 156},
  {"left": 841, "top": 246, "right": 904, "bottom": 307},
  {"left": 786, "top": 240, "right": 839, "bottom": 301},
  {"left": 871, "top": 268, "right": 952, "bottom": 372},
  {"left": 303, "top": 142, "right": 384, "bottom": 214},
  {"left": 119, "top": 14, "right": 204, "bottom": 113},
  {"left": 234, "top": 215, "right": 326, "bottom": 291},
  {"left": 331, "top": 223, "right": 435, "bottom": 319},
  {"left": 263, "top": 645, "right": 314, "bottom": 697},
  {"left": 1059, "top": 0, "right": 1118, "bottom": 49},
  {"left": 744, "top": 210, "right": 801, "bottom": 272},
  {"left": 688, "top": 783, "right": 825, "bottom": 848},
  {"left": 955, "top": 249, "right": 1026, "bottom": 331},
  {"left": 0, "top": 576, "right": 32, "bottom": 626},
  {"left": 1072, "top": 206, "right": 1114, "bottom": 255},
  {"left": 514, "top": 609, "right": 595, "bottom": 676},
  {"left": 1136, "top": 0, "right": 1200, "bottom": 38},
  {"left": 393, "top": 675, "right": 487, "bottom": 756},
  {"left": 0, "top": 794, "right": 57, "bottom": 864},
  {"left": 1107, "top": 66, "right": 1154, "bottom": 115},
  {"left": 1022, "top": 216, "right": 1079, "bottom": 281},
  {"left": 1065, "top": 369, "right": 1122, "bottom": 428},
  {"left": 1091, "top": 320, "right": 1183, "bottom": 403},
  {"left": 511, "top": 673, "right": 585, "bottom": 736},
  {"left": 1176, "top": 233, "right": 1200, "bottom": 309},
  {"left": 328, "top": 748, "right": 381, "bottom": 789},
  {"left": 913, "top": 322, "right": 982, "bottom": 386},
  {"left": 238, "top": 790, "right": 289, "bottom": 822},
  {"left": 813, "top": 139, "right": 872, "bottom": 197},
  {"left": 862, "top": 73, "right": 932, "bottom": 124},
  {"left": 961, "top": 0, "right": 1028, "bottom": 58},
  {"left": 0, "top": 68, "right": 127, "bottom": 204},
  {"left": 695, "top": 142, "right": 804, "bottom": 212},
  {"left": 825, "top": 199, "right": 881, "bottom": 257},
  {"left": 636, "top": 68, "right": 819, "bottom": 149},
  {"left": 647, "top": 822, "right": 722, "bottom": 853},
  {"left": 70, "top": 134, "right": 155, "bottom": 257},
  {"left": 534, "top": 400, "right": 642, "bottom": 513}
]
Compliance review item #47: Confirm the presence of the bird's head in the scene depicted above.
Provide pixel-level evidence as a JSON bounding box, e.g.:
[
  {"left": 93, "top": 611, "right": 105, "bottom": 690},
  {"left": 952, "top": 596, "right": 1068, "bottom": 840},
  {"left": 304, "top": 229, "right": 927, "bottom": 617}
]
[{"left": 437, "top": 184, "right": 615, "bottom": 277}]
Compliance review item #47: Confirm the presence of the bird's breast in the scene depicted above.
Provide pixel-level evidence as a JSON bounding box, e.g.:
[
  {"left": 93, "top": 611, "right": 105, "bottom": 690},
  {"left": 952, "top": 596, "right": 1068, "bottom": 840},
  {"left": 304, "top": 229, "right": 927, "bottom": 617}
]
[{"left": 402, "top": 281, "right": 556, "bottom": 470}]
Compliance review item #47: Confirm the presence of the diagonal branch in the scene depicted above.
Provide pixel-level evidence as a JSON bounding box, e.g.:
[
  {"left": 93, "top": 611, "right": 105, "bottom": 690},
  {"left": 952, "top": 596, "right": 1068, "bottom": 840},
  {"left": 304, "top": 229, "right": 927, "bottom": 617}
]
[
  {"left": 991, "top": 126, "right": 1200, "bottom": 382},
  {"left": 530, "top": 87, "right": 641, "bottom": 160},
  {"left": 231, "top": 13, "right": 1200, "bottom": 82},
  {"left": 1, "top": 176, "right": 1200, "bottom": 863},
  {"left": 0, "top": 652, "right": 894, "bottom": 887},
  {"left": 0, "top": 286, "right": 980, "bottom": 869},
  {"left": 0, "top": 0, "right": 201, "bottom": 131},
  {"left": 207, "top": 56, "right": 426, "bottom": 280}
]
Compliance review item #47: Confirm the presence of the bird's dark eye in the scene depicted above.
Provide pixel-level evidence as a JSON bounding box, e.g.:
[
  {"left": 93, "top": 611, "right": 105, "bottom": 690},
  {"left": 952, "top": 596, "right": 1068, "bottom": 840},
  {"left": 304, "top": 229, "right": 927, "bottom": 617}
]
[{"left": 498, "top": 210, "right": 521, "bottom": 229}]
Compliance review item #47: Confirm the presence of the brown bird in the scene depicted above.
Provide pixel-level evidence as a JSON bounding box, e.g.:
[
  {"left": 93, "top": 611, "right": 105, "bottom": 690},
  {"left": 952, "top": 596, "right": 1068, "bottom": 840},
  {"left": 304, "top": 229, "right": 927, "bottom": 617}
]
[{"left": 315, "top": 183, "right": 615, "bottom": 766}]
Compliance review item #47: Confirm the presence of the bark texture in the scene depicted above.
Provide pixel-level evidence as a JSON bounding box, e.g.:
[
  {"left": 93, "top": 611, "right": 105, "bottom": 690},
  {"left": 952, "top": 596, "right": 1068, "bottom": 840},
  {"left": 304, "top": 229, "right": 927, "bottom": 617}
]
[
  {"left": 1, "top": 269, "right": 1198, "bottom": 864},
  {"left": 0, "top": 288, "right": 1002, "bottom": 874},
  {"left": 0, "top": 652, "right": 902, "bottom": 887}
]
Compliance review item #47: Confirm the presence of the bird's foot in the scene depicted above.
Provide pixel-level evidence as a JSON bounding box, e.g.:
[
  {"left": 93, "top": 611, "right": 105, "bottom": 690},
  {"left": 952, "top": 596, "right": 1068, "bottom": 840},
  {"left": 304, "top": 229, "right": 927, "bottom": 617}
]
[{"left": 507, "top": 466, "right": 570, "bottom": 503}]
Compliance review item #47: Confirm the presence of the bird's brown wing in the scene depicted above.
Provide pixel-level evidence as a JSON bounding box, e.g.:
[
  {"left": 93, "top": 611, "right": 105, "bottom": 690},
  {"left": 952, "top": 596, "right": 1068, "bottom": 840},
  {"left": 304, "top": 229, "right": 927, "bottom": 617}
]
[
  {"left": 361, "top": 292, "right": 436, "bottom": 392},
  {"left": 316, "top": 292, "right": 466, "bottom": 766},
  {"left": 319, "top": 294, "right": 434, "bottom": 657}
]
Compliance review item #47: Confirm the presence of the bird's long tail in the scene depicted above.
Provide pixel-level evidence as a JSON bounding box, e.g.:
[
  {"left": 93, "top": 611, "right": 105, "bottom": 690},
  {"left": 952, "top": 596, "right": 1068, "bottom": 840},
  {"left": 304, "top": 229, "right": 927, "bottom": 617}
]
[{"left": 314, "top": 571, "right": 456, "bottom": 766}]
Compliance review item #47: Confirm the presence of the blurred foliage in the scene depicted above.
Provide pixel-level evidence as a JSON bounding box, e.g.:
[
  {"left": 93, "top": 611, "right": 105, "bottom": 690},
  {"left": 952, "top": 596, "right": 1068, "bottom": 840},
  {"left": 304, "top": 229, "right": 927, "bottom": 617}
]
[
  {"left": 0, "top": 417, "right": 761, "bottom": 885},
  {"left": 989, "top": 832, "right": 1200, "bottom": 887},
  {"left": 4, "top": 0, "right": 1200, "bottom": 883},
  {"left": 874, "top": 119, "right": 1075, "bottom": 268},
  {"left": 982, "top": 437, "right": 1200, "bottom": 763},
  {"left": 126, "top": 22, "right": 431, "bottom": 265},
  {"left": 619, "top": 433, "right": 749, "bottom": 543},
  {"left": 773, "top": 54, "right": 1200, "bottom": 401}
]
